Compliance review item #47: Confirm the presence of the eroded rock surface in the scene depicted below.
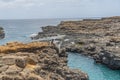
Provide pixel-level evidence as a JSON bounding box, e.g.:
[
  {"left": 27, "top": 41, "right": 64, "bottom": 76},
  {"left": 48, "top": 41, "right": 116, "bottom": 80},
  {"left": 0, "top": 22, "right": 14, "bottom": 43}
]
[
  {"left": 0, "top": 42, "right": 88, "bottom": 80},
  {"left": 32, "top": 16, "right": 120, "bottom": 70}
]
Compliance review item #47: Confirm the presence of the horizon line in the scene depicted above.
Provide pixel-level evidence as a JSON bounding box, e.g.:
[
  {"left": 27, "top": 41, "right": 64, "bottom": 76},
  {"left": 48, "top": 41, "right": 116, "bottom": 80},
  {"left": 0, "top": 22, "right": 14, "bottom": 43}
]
[
  {"left": 0, "top": 16, "right": 108, "bottom": 20},
  {"left": 0, "top": 15, "right": 119, "bottom": 20}
]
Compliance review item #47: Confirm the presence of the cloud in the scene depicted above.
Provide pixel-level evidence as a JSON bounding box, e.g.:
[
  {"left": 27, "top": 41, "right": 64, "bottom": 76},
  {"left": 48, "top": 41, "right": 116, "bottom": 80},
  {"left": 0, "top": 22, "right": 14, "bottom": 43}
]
[
  {"left": 1, "top": 0, "right": 15, "bottom": 2},
  {"left": 0, "top": 0, "right": 120, "bottom": 19},
  {"left": 0, "top": 0, "right": 44, "bottom": 8},
  {"left": 0, "top": 0, "right": 98, "bottom": 8}
]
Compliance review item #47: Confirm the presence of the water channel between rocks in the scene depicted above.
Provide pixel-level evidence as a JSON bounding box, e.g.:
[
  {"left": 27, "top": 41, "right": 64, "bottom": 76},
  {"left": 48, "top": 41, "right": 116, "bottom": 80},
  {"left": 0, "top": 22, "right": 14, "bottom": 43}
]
[
  {"left": 0, "top": 19, "right": 120, "bottom": 80},
  {"left": 67, "top": 52, "right": 120, "bottom": 80}
]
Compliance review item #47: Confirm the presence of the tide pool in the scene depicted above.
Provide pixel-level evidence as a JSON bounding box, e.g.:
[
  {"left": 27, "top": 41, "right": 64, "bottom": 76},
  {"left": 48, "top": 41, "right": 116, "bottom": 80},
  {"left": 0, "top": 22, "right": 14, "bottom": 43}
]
[{"left": 68, "top": 52, "right": 120, "bottom": 80}]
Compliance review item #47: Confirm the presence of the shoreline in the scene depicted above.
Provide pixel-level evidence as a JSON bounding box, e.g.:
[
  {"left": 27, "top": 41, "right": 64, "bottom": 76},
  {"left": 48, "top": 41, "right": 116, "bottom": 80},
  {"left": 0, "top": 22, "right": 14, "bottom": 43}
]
[
  {"left": 31, "top": 16, "right": 120, "bottom": 70},
  {"left": 1, "top": 16, "right": 120, "bottom": 79}
]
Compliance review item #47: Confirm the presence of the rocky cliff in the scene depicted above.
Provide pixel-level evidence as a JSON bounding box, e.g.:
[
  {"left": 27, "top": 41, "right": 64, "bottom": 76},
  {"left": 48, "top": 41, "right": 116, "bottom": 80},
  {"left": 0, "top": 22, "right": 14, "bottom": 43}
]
[
  {"left": 0, "top": 27, "right": 5, "bottom": 39},
  {"left": 31, "top": 16, "right": 120, "bottom": 70},
  {"left": 0, "top": 42, "right": 88, "bottom": 80}
]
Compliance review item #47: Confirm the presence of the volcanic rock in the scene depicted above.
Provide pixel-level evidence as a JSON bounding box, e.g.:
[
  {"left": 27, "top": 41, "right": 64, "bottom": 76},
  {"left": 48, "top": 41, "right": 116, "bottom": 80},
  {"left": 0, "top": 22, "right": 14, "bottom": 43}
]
[
  {"left": 0, "top": 27, "right": 5, "bottom": 39},
  {"left": 0, "top": 41, "right": 88, "bottom": 80},
  {"left": 32, "top": 16, "right": 120, "bottom": 70}
]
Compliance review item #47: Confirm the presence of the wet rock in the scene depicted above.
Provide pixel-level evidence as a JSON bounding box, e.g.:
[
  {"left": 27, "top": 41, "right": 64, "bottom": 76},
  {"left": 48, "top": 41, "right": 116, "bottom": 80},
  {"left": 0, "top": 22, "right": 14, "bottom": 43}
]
[{"left": 94, "top": 50, "right": 120, "bottom": 69}]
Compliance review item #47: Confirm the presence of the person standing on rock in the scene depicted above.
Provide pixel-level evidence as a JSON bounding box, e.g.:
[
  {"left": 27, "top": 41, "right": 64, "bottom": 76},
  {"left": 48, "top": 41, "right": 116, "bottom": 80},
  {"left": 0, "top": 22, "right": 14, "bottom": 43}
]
[{"left": 50, "top": 39, "right": 62, "bottom": 53}]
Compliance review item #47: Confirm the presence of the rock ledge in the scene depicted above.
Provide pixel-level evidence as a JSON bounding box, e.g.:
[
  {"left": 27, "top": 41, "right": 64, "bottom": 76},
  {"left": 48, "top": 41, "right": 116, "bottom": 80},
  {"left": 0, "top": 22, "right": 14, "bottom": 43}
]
[{"left": 0, "top": 41, "right": 88, "bottom": 80}]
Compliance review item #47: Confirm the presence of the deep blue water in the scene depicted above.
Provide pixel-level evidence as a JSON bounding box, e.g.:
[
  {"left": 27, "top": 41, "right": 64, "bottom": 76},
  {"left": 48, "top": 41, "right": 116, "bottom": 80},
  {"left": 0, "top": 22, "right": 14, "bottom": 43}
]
[
  {"left": 0, "top": 18, "right": 80, "bottom": 45},
  {"left": 0, "top": 19, "right": 120, "bottom": 80},
  {"left": 68, "top": 52, "right": 120, "bottom": 80}
]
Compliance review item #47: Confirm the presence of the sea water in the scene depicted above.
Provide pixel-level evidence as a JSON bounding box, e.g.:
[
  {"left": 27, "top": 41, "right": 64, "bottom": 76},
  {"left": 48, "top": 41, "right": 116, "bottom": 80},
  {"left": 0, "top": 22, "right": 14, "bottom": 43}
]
[
  {"left": 0, "top": 19, "right": 120, "bottom": 80},
  {"left": 0, "top": 18, "right": 79, "bottom": 45},
  {"left": 68, "top": 52, "right": 120, "bottom": 80}
]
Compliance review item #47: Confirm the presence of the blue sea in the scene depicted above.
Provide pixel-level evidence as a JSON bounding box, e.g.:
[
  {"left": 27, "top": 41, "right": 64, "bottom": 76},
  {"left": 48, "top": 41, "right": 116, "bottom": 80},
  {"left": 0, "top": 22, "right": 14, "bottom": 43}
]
[{"left": 0, "top": 19, "right": 120, "bottom": 80}]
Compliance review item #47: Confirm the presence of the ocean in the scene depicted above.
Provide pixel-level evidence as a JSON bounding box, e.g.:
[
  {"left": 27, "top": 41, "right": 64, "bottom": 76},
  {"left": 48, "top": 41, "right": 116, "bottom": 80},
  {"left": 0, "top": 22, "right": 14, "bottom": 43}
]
[{"left": 0, "top": 19, "right": 120, "bottom": 80}]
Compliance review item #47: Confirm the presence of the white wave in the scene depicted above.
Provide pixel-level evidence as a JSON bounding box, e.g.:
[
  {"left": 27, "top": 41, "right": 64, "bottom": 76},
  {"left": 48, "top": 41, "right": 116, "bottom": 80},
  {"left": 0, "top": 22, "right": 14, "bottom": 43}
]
[
  {"left": 33, "top": 35, "right": 66, "bottom": 41},
  {"left": 29, "top": 33, "right": 38, "bottom": 37}
]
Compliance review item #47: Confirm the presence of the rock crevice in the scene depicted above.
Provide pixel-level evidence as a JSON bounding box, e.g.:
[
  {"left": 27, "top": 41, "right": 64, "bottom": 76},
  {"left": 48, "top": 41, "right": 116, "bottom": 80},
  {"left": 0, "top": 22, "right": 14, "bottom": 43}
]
[
  {"left": 32, "top": 16, "right": 120, "bottom": 70},
  {"left": 0, "top": 42, "right": 88, "bottom": 80}
]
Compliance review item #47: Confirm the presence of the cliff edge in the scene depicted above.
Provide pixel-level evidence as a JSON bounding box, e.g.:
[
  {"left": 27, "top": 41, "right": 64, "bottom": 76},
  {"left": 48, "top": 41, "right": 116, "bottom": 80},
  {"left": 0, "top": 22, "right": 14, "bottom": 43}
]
[
  {"left": 31, "top": 16, "right": 120, "bottom": 70},
  {"left": 0, "top": 41, "right": 88, "bottom": 80}
]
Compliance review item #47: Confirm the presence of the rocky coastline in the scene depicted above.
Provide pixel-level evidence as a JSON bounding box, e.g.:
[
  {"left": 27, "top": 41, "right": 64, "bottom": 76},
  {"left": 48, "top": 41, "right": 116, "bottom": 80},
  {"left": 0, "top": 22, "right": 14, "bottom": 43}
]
[
  {"left": 31, "top": 16, "right": 120, "bottom": 70},
  {"left": 0, "top": 41, "right": 88, "bottom": 80},
  {"left": 0, "top": 27, "right": 5, "bottom": 39}
]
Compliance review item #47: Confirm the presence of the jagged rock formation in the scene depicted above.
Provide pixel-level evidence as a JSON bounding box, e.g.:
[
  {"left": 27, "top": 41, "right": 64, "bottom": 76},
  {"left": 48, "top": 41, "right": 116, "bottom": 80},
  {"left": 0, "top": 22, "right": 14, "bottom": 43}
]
[
  {"left": 32, "top": 16, "right": 120, "bottom": 70},
  {"left": 0, "top": 42, "right": 88, "bottom": 80},
  {"left": 0, "top": 27, "right": 5, "bottom": 39}
]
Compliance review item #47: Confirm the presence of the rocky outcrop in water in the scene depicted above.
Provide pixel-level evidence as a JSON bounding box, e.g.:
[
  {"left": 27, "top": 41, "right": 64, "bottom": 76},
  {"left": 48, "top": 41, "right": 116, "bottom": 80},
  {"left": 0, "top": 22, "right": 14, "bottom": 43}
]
[
  {"left": 0, "top": 27, "right": 5, "bottom": 39},
  {"left": 0, "top": 42, "right": 88, "bottom": 80},
  {"left": 32, "top": 16, "right": 120, "bottom": 70},
  {"left": 94, "top": 50, "right": 120, "bottom": 70}
]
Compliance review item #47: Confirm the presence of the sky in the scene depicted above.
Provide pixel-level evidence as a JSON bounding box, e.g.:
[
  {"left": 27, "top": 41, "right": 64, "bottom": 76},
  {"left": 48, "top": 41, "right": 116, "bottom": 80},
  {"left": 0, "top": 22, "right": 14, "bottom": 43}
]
[{"left": 0, "top": 0, "right": 120, "bottom": 19}]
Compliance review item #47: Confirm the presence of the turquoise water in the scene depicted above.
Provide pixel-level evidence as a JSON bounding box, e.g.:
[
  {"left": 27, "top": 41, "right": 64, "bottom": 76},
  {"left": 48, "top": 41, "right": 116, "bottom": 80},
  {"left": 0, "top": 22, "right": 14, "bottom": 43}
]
[
  {"left": 68, "top": 52, "right": 120, "bottom": 80},
  {"left": 0, "top": 19, "right": 120, "bottom": 80}
]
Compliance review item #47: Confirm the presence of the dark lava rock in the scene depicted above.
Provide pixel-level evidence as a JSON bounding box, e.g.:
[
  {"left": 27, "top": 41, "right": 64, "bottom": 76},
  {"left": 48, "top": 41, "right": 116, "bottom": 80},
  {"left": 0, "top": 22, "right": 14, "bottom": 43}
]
[
  {"left": 94, "top": 50, "right": 120, "bottom": 70},
  {"left": 0, "top": 27, "right": 5, "bottom": 39}
]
